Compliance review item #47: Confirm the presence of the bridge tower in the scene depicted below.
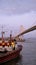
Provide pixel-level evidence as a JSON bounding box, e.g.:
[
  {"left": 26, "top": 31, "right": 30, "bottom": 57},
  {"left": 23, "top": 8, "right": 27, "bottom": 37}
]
[{"left": 19, "top": 25, "right": 25, "bottom": 40}]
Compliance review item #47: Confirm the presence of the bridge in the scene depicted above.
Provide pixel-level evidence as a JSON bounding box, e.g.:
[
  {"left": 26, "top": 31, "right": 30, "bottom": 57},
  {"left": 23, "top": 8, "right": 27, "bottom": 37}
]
[{"left": 15, "top": 25, "right": 36, "bottom": 39}]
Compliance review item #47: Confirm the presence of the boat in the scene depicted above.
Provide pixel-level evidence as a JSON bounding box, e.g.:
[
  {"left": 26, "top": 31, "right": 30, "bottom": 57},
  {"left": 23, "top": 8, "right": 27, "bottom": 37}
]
[
  {"left": 0, "top": 30, "right": 22, "bottom": 64},
  {"left": 0, "top": 45, "right": 22, "bottom": 64}
]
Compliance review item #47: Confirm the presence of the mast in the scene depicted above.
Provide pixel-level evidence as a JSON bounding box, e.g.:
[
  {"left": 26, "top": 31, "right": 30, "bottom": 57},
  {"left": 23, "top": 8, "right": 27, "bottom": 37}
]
[
  {"left": 9, "top": 30, "right": 12, "bottom": 45},
  {"left": 10, "top": 30, "right": 12, "bottom": 41},
  {"left": 1, "top": 26, "right": 5, "bottom": 42}
]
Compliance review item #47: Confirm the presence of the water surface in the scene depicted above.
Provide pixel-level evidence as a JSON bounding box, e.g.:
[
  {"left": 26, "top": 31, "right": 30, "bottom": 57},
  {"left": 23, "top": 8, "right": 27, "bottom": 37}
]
[{"left": 1, "top": 38, "right": 36, "bottom": 65}]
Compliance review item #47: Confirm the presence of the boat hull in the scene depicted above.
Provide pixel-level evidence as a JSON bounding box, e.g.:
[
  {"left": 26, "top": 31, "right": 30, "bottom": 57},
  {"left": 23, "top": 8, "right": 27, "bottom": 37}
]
[{"left": 0, "top": 45, "right": 22, "bottom": 64}]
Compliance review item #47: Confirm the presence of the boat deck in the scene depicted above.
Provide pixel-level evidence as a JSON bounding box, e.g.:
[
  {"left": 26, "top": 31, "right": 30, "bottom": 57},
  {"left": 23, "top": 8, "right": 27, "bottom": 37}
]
[{"left": 0, "top": 45, "right": 22, "bottom": 58}]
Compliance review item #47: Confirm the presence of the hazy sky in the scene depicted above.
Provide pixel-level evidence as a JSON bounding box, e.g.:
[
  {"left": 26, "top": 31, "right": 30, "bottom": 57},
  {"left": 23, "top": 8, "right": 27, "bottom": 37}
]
[
  {"left": 0, "top": 0, "right": 36, "bottom": 14},
  {"left": 0, "top": 0, "right": 36, "bottom": 37},
  {"left": 0, "top": 0, "right": 36, "bottom": 28}
]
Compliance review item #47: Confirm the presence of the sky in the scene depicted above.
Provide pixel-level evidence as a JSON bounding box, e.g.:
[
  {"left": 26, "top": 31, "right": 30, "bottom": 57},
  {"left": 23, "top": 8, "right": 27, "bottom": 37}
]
[{"left": 0, "top": 0, "right": 36, "bottom": 37}]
